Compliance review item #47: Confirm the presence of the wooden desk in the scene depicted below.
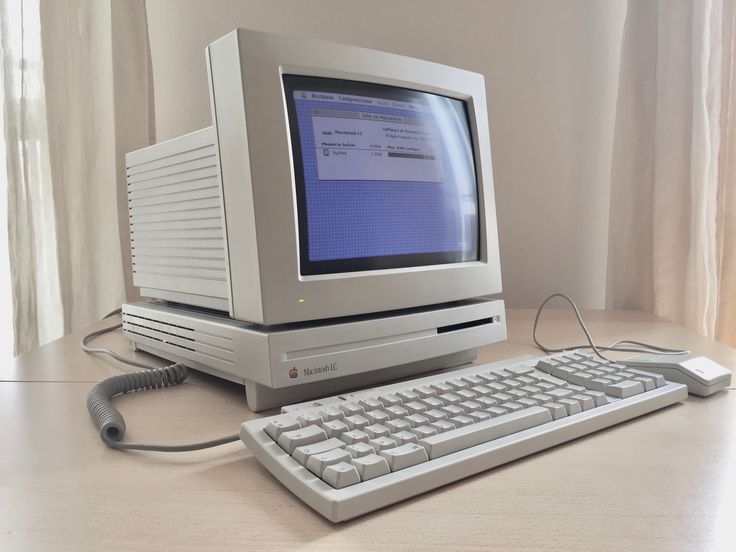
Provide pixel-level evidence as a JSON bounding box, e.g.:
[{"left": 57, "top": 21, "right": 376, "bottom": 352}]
[{"left": 2, "top": 309, "right": 736, "bottom": 551}]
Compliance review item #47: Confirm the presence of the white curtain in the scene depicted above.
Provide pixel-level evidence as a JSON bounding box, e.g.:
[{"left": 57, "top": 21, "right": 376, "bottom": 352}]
[
  {"left": 1, "top": 0, "right": 151, "bottom": 354},
  {"left": 607, "top": 0, "right": 736, "bottom": 347}
]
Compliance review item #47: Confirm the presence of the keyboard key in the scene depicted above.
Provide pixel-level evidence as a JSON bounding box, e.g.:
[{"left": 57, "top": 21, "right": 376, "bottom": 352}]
[
  {"left": 626, "top": 368, "right": 666, "bottom": 388},
  {"left": 541, "top": 403, "right": 567, "bottom": 420},
  {"left": 552, "top": 366, "right": 577, "bottom": 379},
  {"left": 323, "top": 420, "right": 349, "bottom": 438},
  {"left": 391, "top": 430, "right": 419, "bottom": 445},
  {"left": 486, "top": 406, "right": 507, "bottom": 417},
  {"left": 546, "top": 388, "right": 573, "bottom": 400},
  {"left": 264, "top": 415, "right": 301, "bottom": 441},
  {"left": 369, "top": 436, "right": 397, "bottom": 452},
  {"left": 491, "top": 392, "right": 513, "bottom": 403},
  {"left": 439, "top": 393, "right": 462, "bottom": 405},
  {"left": 478, "top": 373, "right": 499, "bottom": 384},
  {"left": 441, "top": 405, "right": 464, "bottom": 417},
  {"left": 634, "top": 377, "right": 655, "bottom": 391},
  {"left": 404, "top": 401, "right": 428, "bottom": 414},
  {"left": 503, "top": 379, "right": 522, "bottom": 389},
  {"left": 430, "top": 382, "right": 453, "bottom": 394},
  {"left": 486, "top": 382, "right": 506, "bottom": 393},
  {"left": 418, "top": 407, "right": 553, "bottom": 459},
  {"left": 558, "top": 398, "right": 583, "bottom": 415},
  {"left": 500, "top": 402, "right": 523, "bottom": 413},
  {"left": 507, "top": 389, "right": 527, "bottom": 400},
  {"left": 411, "top": 425, "right": 437, "bottom": 439},
  {"left": 536, "top": 359, "right": 562, "bottom": 373},
  {"left": 345, "top": 442, "right": 375, "bottom": 458},
  {"left": 319, "top": 406, "right": 344, "bottom": 422},
  {"left": 449, "top": 415, "right": 474, "bottom": 428},
  {"left": 430, "top": 420, "right": 456, "bottom": 433},
  {"left": 378, "top": 394, "right": 402, "bottom": 407},
  {"left": 530, "top": 393, "right": 552, "bottom": 404},
  {"left": 456, "top": 389, "right": 477, "bottom": 400},
  {"left": 468, "top": 410, "right": 491, "bottom": 422},
  {"left": 397, "top": 390, "right": 420, "bottom": 402},
  {"left": 296, "top": 412, "right": 324, "bottom": 427},
  {"left": 385, "top": 419, "right": 411, "bottom": 433},
  {"left": 458, "top": 400, "right": 482, "bottom": 413},
  {"left": 322, "top": 462, "right": 361, "bottom": 489},
  {"left": 365, "top": 410, "right": 391, "bottom": 424},
  {"left": 414, "top": 385, "right": 436, "bottom": 398},
  {"left": 506, "top": 364, "right": 535, "bottom": 376},
  {"left": 359, "top": 398, "right": 382, "bottom": 410},
  {"left": 365, "top": 424, "right": 390, "bottom": 439},
  {"left": 471, "top": 385, "right": 493, "bottom": 396},
  {"left": 448, "top": 379, "right": 469, "bottom": 390},
  {"left": 568, "top": 372, "right": 593, "bottom": 386},
  {"left": 475, "top": 396, "right": 498, "bottom": 408},
  {"left": 380, "top": 443, "right": 429, "bottom": 471},
  {"left": 461, "top": 375, "right": 484, "bottom": 385},
  {"left": 571, "top": 394, "right": 595, "bottom": 411},
  {"left": 517, "top": 398, "right": 538, "bottom": 409},
  {"left": 338, "top": 402, "right": 364, "bottom": 416},
  {"left": 421, "top": 397, "right": 444, "bottom": 409},
  {"left": 340, "top": 429, "right": 370, "bottom": 445},
  {"left": 605, "top": 380, "right": 645, "bottom": 398},
  {"left": 586, "top": 378, "right": 612, "bottom": 392},
  {"left": 385, "top": 405, "right": 409, "bottom": 419},
  {"left": 307, "top": 448, "right": 353, "bottom": 477},
  {"left": 344, "top": 414, "right": 370, "bottom": 430},
  {"left": 278, "top": 425, "right": 327, "bottom": 454},
  {"left": 293, "top": 438, "right": 346, "bottom": 466},
  {"left": 405, "top": 414, "right": 429, "bottom": 427},
  {"left": 350, "top": 454, "right": 390, "bottom": 481},
  {"left": 424, "top": 408, "right": 448, "bottom": 422},
  {"left": 582, "top": 390, "right": 608, "bottom": 407}
]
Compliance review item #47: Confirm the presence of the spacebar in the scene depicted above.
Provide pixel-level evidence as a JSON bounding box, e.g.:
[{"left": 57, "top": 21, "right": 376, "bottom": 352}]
[{"left": 418, "top": 407, "right": 553, "bottom": 460}]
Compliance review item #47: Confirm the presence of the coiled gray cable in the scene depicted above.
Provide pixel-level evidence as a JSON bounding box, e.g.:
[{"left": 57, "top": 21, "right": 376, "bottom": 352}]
[
  {"left": 86, "top": 363, "right": 239, "bottom": 451},
  {"left": 83, "top": 318, "right": 240, "bottom": 452}
]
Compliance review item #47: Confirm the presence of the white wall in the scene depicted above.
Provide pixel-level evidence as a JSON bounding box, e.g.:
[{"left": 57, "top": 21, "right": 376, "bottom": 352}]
[{"left": 145, "top": 0, "right": 627, "bottom": 308}]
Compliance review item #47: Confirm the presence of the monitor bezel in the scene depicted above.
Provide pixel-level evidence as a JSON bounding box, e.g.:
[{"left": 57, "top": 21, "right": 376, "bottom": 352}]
[
  {"left": 282, "top": 74, "right": 480, "bottom": 276},
  {"left": 207, "top": 29, "right": 501, "bottom": 325}
]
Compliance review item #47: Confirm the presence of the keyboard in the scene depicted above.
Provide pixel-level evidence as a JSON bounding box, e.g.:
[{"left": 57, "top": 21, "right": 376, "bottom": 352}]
[{"left": 240, "top": 353, "right": 687, "bottom": 521}]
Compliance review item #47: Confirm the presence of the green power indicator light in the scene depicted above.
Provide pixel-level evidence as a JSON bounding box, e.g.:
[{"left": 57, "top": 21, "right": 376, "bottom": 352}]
[{"left": 298, "top": 298, "right": 306, "bottom": 303}]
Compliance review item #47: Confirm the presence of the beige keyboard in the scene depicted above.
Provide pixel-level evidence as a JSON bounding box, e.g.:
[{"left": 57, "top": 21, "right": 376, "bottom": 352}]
[{"left": 240, "top": 353, "right": 687, "bottom": 522}]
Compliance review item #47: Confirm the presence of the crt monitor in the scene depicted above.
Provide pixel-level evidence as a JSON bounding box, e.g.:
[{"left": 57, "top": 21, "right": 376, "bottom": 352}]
[{"left": 169, "top": 28, "right": 500, "bottom": 325}]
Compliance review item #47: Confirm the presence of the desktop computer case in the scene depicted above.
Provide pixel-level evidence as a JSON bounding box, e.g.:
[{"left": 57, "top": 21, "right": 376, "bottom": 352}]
[{"left": 122, "top": 298, "right": 506, "bottom": 411}]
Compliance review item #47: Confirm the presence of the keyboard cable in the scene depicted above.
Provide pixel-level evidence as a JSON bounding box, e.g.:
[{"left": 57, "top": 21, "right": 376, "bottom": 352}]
[
  {"left": 82, "top": 314, "right": 239, "bottom": 452},
  {"left": 532, "top": 293, "right": 691, "bottom": 361}
]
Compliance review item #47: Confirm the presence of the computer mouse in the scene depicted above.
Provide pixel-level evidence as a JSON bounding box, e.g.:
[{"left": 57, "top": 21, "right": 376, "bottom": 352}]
[{"left": 621, "top": 353, "right": 732, "bottom": 397}]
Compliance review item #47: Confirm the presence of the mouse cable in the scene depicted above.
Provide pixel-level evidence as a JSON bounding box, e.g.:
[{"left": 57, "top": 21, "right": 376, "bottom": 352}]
[
  {"left": 82, "top": 319, "right": 239, "bottom": 452},
  {"left": 532, "top": 293, "right": 690, "bottom": 362}
]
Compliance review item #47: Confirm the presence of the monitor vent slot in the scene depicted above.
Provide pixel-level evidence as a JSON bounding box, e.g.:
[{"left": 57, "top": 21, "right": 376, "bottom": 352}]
[
  {"left": 126, "top": 127, "right": 229, "bottom": 309},
  {"left": 122, "top": 311, "right": 235, "bottom": 367}
]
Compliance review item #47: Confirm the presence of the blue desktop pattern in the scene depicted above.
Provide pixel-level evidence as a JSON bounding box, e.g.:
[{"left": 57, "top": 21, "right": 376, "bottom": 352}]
[{"left": 292, "top": 91, "right": 478, "bottom": 264}]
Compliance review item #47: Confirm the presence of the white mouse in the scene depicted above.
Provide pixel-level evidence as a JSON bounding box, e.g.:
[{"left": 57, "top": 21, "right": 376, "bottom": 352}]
[{"left": 621, "top": 353, "right": 732, "bottom": 397}]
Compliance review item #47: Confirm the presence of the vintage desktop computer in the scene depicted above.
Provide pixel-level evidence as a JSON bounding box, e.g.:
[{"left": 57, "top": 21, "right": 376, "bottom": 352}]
[{"left": 122, "top": 28, "right": 506, "bottom": 411}]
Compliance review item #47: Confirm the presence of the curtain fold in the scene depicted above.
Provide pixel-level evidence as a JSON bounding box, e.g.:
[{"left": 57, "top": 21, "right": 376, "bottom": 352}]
[
  {"left": 2, "top": 0, "right": 151, "bottom": 354},
  {"left": 608, "top": 0, "right": 736, "bottom": 347}
]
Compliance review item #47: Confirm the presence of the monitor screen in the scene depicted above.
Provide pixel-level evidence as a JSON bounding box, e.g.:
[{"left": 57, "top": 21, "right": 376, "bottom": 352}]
[{"left": 283, "top": 75, "right": 479, "bottom": 275}]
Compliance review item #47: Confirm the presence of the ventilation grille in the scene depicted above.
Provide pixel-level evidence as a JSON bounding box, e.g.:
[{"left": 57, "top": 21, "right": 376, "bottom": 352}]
[
  {"left": 122, "top": 311, "right": 235, "bottom": 371},
  {"left": 126, "top": 127, "right": 229, "bottom": 311}
]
